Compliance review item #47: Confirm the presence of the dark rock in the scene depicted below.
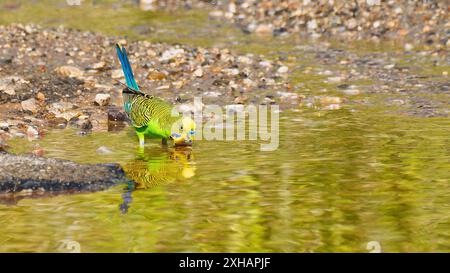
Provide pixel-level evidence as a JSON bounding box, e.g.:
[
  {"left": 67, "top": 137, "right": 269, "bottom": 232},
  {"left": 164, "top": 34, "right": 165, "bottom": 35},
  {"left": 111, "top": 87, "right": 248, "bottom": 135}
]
[
  {"left": 107, "top": 107, "right": 129, "bottom": 122},
  {"left": 69, "top": 116, "right": 92, "bottom": 130},
  {"left": 0, "top": 153, "right": 130, "bottom": 193}
]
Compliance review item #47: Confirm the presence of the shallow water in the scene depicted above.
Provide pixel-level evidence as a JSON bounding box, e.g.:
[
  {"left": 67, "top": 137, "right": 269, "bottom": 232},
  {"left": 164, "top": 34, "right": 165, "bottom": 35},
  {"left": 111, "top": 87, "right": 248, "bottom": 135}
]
[
  {"left": 1, "top": 0, "right": 449, "bottom": 252},
  {"left": 3, "top": 108, "right": 449, "bottom": 252}
]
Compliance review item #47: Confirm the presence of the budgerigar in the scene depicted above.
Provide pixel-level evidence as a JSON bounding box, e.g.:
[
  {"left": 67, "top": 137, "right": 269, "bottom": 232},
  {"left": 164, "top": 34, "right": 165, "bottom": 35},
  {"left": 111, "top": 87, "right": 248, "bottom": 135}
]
[{"left": 115, "top": 44, "right": 196, "bottom": 147}]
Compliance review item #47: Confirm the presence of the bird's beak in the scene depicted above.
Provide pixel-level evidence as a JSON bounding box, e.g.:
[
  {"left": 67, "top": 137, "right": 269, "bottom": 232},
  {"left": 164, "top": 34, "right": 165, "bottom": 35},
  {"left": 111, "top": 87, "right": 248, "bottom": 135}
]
[{"left": 174, "top": 134, "right": 193, "bottom": 147}]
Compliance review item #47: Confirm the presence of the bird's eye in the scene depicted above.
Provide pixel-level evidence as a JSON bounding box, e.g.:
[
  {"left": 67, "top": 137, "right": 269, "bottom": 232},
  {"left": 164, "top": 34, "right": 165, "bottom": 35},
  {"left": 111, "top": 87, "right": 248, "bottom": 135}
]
[{"left": 180, "top": 125, "right": 183, "bottom": 131}]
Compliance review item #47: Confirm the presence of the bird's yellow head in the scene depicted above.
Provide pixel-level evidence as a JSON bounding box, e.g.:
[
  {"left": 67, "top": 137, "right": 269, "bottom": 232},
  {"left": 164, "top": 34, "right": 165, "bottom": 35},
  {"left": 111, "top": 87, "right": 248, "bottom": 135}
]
[{"left": 170, "top": 117, "right": 196, "bottom": 146}]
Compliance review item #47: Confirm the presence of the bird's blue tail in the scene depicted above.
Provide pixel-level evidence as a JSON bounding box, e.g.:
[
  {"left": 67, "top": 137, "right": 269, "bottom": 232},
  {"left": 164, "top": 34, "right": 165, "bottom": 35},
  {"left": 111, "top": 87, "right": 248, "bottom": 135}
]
[{"left": 116, "top": 43, "right": 140, "bottom": 91}]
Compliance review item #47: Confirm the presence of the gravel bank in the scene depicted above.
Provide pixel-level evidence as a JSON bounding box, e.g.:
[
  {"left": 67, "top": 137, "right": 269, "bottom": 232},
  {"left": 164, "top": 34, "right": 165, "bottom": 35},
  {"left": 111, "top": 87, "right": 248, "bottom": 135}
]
[
  {"left": 148, "top": 0, "right": 449, "bottom": 51},
  {"left": 0, "top": 23, "right": 289, "bottom": 143}
]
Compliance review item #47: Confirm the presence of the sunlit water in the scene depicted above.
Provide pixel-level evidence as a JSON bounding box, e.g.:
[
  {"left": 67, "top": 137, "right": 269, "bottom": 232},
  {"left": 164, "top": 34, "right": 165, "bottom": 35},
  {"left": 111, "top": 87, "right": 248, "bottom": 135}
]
[
  {"left": 2, "top": 107, "right": 449, "bottom": 252},
  {"left": 0, "top": 0, "right": 449, "bottom": 252}
]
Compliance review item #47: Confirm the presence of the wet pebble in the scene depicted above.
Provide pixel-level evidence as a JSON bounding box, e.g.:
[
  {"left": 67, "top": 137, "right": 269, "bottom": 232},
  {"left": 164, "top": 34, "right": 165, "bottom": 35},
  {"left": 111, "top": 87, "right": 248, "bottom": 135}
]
[
  {"left": 32, "top": 148, "right": 45, "bottom": 157},
  {"left": 277, "top": 66, "right": 289, "bottom": 74},
  {"left": 342, "top": 89, "right": 361, "bottom": 96},
  {"left": 26, "top": 126, "right": 39, "bottom": 139},
  {"left": 96, "top": 146, "right": 113, "bottom": 155},
  {"left": 319, "top": 96, "right": 343, "bottom": 105}
]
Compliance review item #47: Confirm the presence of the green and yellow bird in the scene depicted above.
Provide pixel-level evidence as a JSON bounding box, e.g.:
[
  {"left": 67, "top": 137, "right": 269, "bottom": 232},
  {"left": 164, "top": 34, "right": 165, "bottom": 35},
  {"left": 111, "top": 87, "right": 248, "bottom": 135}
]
[{"left": 115, "top": 44, "right": 196, "bottom": 147}]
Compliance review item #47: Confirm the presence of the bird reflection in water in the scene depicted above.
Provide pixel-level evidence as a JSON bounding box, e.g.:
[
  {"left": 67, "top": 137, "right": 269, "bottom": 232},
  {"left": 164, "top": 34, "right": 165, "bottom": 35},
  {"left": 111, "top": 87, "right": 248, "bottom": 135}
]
[{"left": 119, "top": 146, "right": 196, "bottom": 214}]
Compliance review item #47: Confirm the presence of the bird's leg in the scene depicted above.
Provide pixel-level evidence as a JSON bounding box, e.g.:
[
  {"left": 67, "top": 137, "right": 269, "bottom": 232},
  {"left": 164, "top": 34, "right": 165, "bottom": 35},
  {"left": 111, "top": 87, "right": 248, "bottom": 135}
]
[
  {"left": 137, "top": 132, "right": 145, "bottom": 150},
  {"left": 161, "top": 138, "right": 168, "bottom": 146}
]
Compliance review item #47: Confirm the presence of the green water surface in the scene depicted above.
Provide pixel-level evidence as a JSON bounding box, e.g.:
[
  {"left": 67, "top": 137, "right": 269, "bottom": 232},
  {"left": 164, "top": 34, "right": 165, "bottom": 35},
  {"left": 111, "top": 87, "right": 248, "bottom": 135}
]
[{"left": 0, "top": 0, "right": 449, "bottom": 252}]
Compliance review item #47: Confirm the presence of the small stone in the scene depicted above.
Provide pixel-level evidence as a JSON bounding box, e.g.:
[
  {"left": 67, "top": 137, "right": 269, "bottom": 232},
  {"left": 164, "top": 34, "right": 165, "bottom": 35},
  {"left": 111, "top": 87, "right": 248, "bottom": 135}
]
[
  {"left": 107, "top": 108, "right": 128, "bottom": 122},
  {"left": 11, "top": 129, "right": 26, "bottom": 138},
  {"left": 69, "top": 116, "right": 92, "bottom": 130},
  {"left": 193, "top": 67, "right": 204, "bottom": 78},
  {"left": 147, "top": 71, "right": 166, "bottom": 81},
  {"left": 366, "top": 0, "right": 380, "bottom": 6},
  {"left": 263, "top": 96, "right": 276, "bottom": 104},
  {"left": 342, "top": 89, "right": 361, "bottom": 95},
  {"left": 0, "top": 76, "right": 29, "bottom": 96},
  {"left": 96, "top": 146, "right": 112, "bottom": 155},
  {"left": 26, "top": 126, "right": 39, "bottom": 139},
  {"left": 0, "top": 122, "right": 9, "bottom": 132},
  {"left": 36, "top": 92, "right": 46, "bottom": 101},
  {"left": 390, "top": 99, "right": 405, "bottom": 105},
  {"left": 57, "top": 111, "right": 81, "bottom": 122},
  {"left": 307, "top": 19, "right": 318, "bottom": 31},
  {"left": 398, "top": 29, "right": 409, "bottom": 36},
  {"left": 228, "top": 2, "right": 236, "bottom": 13},
  {"left": 32, "top": 148, "right": 45, "bottom": 157},
  {"left": 209, "top": 10, "right": 223, "bottom": 18},
  {"left": 321, "top": 70, "right": 334, "bottom": 76},
  {"left": 90, "top": 112, "right": 108, "bottom": 132},
  {"left": 327, "top": 76, "right": 343, "bottom": 83},
  {"left": 277, "top": 91, "right": 299, "bottom": 101},
  {"left": 223, "top": 68, "right": 240, "bottom": 76},
  {"left": 323, "top": 104, "right": 341, "bottom": 110},
  {"left": 237, "top": 56, "right": 253, "bottom": 65},
  {"left": 156, "top": 85, "right": 170, "bottom": 90},
  {"left": 404, "top": 43, "right": 414, "bottom": 51},
  {"left": 319, "top": 96, "right": 342, "bottom": 105},
  {"left": 21, "top": 98, "right": 39, "bottom": 113},
  {"left": 346, "top": 19, "right": 358, "bottom": 30},
  {"left": 111, "top": 69, "right": 123, "bottom": 79},
  {"left": 277, "top": 66, "right": 289, "bottom": 74},
  {"left": 46, "top": 117, "right": 68, "bottom": 129},
  {"left": 94, "top": 83, "right": 113, "bottom": 91},
  {"left": 394, "top": 7, "right": 403, "bottom": 14},
  {"left": 92, "top": 61, "right": 106, "bottom": 71},
  {"left": 54, "top": 66, "right": 84, "bottom": 78},
  {"left": 243, "top": 78, "right": 256, "bottom": 88},
  {"left": 234, "top": 95, "right": 248, "bottom": 104},
  {"left": 259, "top": 61, "right": 272, "bottom": 68},
  {"left": 48, "top": 102, "right": 75, "bottom": 114},
  {"left": 172, "top": 80, "right": 185, "bottom": 89},
  {"left": 422, "top": 25, "right": 431, "bottom": 33},
  {"left": 160, "top": 48, "right": 185, "bottom": 62},
  {"left": 255, "top": 24, "right": 273, "bottom": 35},
  {"left": 203, "top": 91, "right": 221, "bottom": 97},
  {"left": 24, "top": 25, "right": 34, "bottom": 34},
  {"left": 94, "top": 93, "right": 111, "bottom": 106}
]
